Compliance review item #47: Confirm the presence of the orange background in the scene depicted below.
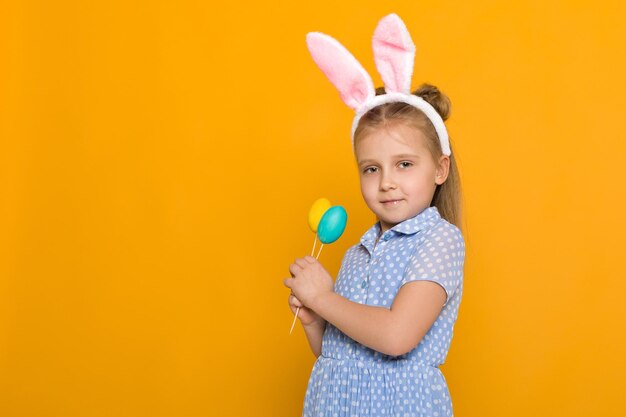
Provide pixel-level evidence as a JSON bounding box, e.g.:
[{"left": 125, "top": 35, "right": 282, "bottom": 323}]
[{"left": 1, "top": 1, "right": 625, "bottom": 416}]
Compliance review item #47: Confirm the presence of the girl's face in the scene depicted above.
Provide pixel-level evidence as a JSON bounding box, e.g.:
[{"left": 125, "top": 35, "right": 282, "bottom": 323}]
[{"left": 355, "top": 122, "right": 449, "bottom": 233}]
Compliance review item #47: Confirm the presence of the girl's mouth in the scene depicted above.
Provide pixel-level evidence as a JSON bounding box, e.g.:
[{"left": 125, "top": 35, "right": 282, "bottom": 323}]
[{"left": 381, "top": 199, "right": 402, "bottom": 207}]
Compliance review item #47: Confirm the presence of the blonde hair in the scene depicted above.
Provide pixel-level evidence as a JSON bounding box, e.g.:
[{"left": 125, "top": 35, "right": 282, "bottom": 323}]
[{"left": 353, "top": 83, "right": 463, "bottom": 228}]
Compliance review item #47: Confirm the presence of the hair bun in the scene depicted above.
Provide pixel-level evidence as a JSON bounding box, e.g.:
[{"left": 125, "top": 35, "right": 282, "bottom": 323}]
[{"left": 413, "top": 83, "right": 451, "bottom": 121}]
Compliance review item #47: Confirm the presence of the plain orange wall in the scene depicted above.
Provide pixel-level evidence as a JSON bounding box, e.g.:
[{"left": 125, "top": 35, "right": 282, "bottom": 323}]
[{"left": 1, "top": 1, "right": 625, "bottom": 416}]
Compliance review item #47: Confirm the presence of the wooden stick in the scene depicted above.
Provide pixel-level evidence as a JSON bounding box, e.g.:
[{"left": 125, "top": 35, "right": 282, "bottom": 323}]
[
  {"left": 315, "top": 243, "right": 324, "bottom": 259},
  {"left": 289, "top": 307, "right": 300, "bottom": 335}
]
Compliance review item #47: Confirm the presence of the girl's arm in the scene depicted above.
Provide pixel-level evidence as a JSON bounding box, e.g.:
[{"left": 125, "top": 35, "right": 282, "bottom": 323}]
[
  {"left": 285, "top": 256, "right": 447, "bottom": 357},
  {"left": 302, "top": 319, "right": 326, "bottom": 358},
  {"left": 310, "top": 281, "right": 446, "bottom": 356},
  {"left": 288, "top": 292, "right": 326, "bottom": 358},
  {"left": 309, "top": 280, "right": 446, "bottom": 356}
]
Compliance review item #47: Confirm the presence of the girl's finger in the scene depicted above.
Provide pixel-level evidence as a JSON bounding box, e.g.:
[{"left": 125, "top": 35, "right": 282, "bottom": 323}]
[
  {"left": 288, "top": 302, "right": 299, "bottom": 315},
  {"left": 289, "top": 262, "right": 302, "bottom": 277},
  {"left": 291, "top": 294, "right": 303, "bottom": 307},
  {"left": 295, "top": 258, "right": 310, "bottom": 269},
  {"left": 288, "top": 295, "right": 300, "bottom": 308}
]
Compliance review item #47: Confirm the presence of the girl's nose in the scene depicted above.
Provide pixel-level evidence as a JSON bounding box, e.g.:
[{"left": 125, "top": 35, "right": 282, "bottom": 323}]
[{"left": 380, "top": 172, "right": 398, "bottom": 191}]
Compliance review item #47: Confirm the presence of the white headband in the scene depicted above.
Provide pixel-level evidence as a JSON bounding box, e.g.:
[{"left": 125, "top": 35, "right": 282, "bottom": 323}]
[{"left": 306, "top": 13, "right": 451, "bottom": 156}]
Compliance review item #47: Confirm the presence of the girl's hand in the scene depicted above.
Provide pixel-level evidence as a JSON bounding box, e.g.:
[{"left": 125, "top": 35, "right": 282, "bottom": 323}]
[
  {"left": 283, "top": 256, "right": 334, "bottom": 309},
  {"left": 287, "top": 293, "right": 323, "bottom": 327}
]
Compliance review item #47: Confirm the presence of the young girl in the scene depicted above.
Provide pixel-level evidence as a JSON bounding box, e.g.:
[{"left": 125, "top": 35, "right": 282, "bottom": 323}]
[{"left": 283, "top": 14, "right": 465, "bottom": 417}]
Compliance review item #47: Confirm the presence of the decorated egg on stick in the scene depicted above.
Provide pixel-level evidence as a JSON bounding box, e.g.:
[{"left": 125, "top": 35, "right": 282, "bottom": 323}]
[{"left": 290, "top": 200, "right": 348, "bottom": 335}]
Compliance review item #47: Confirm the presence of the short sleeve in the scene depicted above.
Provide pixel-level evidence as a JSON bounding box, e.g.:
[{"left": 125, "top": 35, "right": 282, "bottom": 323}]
[{"left": 400, "top": 223, "right": 465, "bottom": 306}]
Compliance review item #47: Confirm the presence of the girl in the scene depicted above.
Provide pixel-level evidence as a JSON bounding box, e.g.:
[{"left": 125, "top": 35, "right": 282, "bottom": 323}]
[{"left": 284, "top": 14, "right": 465, "bottom": 417}]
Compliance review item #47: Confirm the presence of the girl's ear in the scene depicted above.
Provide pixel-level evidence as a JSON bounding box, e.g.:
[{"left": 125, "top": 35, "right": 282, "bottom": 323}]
[
  {"left": 436, "top": 155, "right": 451, "bottom": 185},
  {"left": 372, "top": 13, "right": 416, "bottom": 94},
  {"left": 306, "top": 32, "right": 375, "bottom": 111}
]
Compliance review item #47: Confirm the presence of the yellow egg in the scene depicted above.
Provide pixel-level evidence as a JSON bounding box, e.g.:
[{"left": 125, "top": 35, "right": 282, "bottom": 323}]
[{"left": 308, "top": 198, "right": 332, "bottom": 232}]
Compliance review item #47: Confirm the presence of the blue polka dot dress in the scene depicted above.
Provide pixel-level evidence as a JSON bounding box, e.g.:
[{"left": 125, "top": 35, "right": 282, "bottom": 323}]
[{"left": 302, "top": 206, "right": 465, "bottom": 417}]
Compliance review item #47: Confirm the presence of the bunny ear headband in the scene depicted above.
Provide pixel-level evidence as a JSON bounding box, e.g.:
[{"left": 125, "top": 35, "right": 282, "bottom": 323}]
[{"left": 306, "top": 13, "right": 451, "bottom": 156}]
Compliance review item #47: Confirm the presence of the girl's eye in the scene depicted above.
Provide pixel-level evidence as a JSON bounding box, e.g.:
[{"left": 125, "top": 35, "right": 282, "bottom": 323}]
[
  {"left": 363, "top": 167, "right": 378, "bottom": 174},
  {"left": 399, "top": 161, "right": 413, "bottom": 168}
]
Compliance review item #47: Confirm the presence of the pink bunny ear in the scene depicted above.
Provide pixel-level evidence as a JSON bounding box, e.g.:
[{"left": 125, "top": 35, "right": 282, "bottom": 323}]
[
  {"left": 306, "top": 32, "right": 375, "bottom": 111},
  {"left": 372, "top": 13, "right": 416, "bottom": 94}
]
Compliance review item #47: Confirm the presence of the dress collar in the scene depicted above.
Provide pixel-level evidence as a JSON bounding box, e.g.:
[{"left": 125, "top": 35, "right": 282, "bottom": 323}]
[{"left": 359, "top": 206, "right": 441, "bottom": 254}]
